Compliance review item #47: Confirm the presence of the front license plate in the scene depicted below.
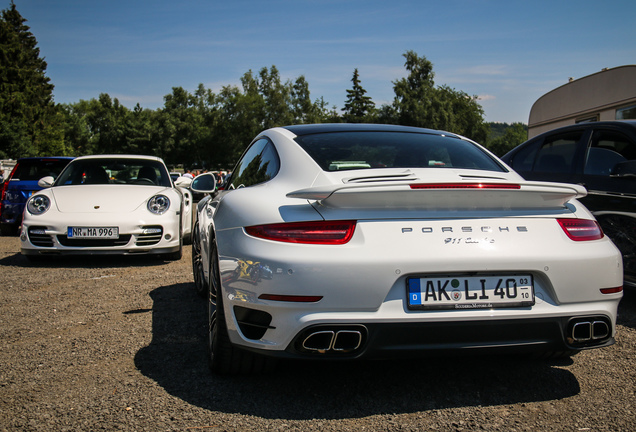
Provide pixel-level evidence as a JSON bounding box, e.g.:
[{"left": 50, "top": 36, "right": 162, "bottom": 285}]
[
  {"left": 407, "top": 275, "right": 534, "bottom": 310},
  {"left": 67, "top": 227, "right": 119, "bottom": 239}
]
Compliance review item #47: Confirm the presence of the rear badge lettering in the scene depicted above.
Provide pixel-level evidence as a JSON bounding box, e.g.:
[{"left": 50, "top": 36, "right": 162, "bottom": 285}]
[
  {"left": 416, "top": 226, "right": 528, "bottom": 234},
  {"left": 404, "top": 225, "right": 529, "bottom": 244}
]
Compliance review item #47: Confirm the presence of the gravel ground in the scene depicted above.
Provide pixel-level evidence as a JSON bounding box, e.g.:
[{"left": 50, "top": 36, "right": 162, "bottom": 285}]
[{"left": 0, "top": 235, "right": 634, "bottom": 431}]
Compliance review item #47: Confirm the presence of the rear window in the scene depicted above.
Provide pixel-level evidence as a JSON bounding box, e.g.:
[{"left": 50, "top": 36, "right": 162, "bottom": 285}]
[
  {"left": 11, "top": 159, "right": 71, "bottom": 181},
  {"left": 294, "top": 131, "right": 505, "bottom": 172}
]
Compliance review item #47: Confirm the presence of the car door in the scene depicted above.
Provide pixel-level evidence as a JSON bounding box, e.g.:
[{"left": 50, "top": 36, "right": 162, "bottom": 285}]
[
  {"left": 577, "top": 126, "right": 636, "bottom": 285},
  {"left": 578, "top": 127, "right": 636, "bottom": 213},
  {"left": 507, "top": 128, "right": 590, "bottom": 184}
]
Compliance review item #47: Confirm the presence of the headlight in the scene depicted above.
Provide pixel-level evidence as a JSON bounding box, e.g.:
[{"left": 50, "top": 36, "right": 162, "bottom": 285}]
[
  {"left": 27, "top": 195, "right": 51, "bottom": 215},
  {"left": 147, "top": 195, "right": 170, "bottom": 215}
]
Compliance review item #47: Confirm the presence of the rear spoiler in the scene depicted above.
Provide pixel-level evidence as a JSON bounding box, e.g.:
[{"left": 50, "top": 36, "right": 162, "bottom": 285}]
[{"left": 287, "top": 181, "right": 587, "bottom": 211}]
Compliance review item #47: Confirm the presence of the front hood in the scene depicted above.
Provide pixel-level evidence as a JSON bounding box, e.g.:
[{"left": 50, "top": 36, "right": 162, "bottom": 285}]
[{"left": 51, "top": 185, "right": 172, "bottom": 213}]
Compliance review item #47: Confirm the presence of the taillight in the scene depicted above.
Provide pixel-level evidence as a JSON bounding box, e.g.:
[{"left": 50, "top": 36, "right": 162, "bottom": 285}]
[
  {"left": 0, "top": 177, "right": 10, "bottom": 213},
  {"left": 557, "top": 218, "right": 604, "bottom": 241},
  {"left": 1, "top": 163, "right": 18, "bottom": 208},
  {"left": 245, "top": 220, "right": 356, "bottom": 244},
  {"left": 410, "top": 183, "right": 521, "bottom": 190}
]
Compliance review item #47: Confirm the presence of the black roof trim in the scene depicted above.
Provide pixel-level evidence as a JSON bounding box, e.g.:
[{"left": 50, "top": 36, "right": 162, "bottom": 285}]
[
  {"left": 281, "top": 123, "right": 456, "bottom": 137},
  {"left": 532, "top": 120, "right": 636, "bottom": 138}
]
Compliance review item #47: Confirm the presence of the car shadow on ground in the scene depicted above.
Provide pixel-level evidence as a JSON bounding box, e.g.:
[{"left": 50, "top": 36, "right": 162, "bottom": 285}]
[
  {"left": 135, "top": 283, "right": 585, "bottom": 420},
  {"left": 0, "top": 251, "right": 172, "bottom": 269},
  {"left": 618, "top": 288, "right": 636, "bottom": 330}
]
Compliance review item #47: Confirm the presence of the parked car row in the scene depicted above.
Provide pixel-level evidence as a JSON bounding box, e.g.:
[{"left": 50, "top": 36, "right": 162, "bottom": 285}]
[{"left": 8, "top": 121, "right": 633, "bottom": 375}]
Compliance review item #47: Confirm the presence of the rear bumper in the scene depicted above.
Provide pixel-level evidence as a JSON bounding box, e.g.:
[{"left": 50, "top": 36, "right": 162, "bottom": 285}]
[{"left": 241, "top": 316, "right": 615, "bottom": 360}]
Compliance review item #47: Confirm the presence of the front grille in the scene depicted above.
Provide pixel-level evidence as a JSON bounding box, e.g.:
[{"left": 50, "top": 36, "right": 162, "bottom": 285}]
[
  {"left": 57, "top": 235, "right": 132, "bottom": 247},
  {"left": 28, "top": 226, "right": 54, "bottom": 247},
  {"left": 136, "top": 226, "right": 163, "bottom": 246}
]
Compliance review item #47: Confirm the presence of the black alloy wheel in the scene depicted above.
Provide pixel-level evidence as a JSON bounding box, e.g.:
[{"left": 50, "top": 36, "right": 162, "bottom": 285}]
[{"left": 191, "top": 222, "right": 206, "bottom": 297}]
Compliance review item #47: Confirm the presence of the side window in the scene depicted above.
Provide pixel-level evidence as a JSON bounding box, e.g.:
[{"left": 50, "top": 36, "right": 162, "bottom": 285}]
[
  {"left": 584, "top": 130, "right": 636, "bottom": 176},
  {"left": 508, "top": 139, "right": 540, "bottom": 172},
  {"left": 616, "top": 105, "right": 636, "bottom": 120},
  {"left": 533, "top": 131, "right": 583, "bottom": 174},
  {"left": 228, "top": 138, "right": 280, "bottom": 189}
]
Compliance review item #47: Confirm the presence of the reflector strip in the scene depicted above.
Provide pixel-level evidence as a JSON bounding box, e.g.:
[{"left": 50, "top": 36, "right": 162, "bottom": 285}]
[
  {"left": 410, "top": 183, "right": 521, "bottom": 190},
  {"left": 600, "top": 286, "right": 623, "bottom": 294},
  {"left": 258, "top": 294, "right": 323, "bottom": 302}
]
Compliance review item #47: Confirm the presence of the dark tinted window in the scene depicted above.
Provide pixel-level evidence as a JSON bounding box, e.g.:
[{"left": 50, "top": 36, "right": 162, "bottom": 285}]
[
  {"left": 533, "top": 131, "right": 583, "bottom": 174},
  {"left": 294, "top": 132, "right": 505, "bottom": 172},
  {"left": 12, "top": 159, "right": 71, "bottom": 181},
  {"left": 508, "top": 140, "right": 540, "bottom": 172},
  {"left": 585, "top": 130, "right": 636, "bottom": 176},
  {"left": 229, "top": 138, "right": 280, "bottom": 189}
]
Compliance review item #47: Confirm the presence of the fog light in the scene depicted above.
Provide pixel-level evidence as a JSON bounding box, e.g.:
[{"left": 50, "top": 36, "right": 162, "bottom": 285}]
[{"left": 164, "top": 234, "right": 172, "bottom": 240}]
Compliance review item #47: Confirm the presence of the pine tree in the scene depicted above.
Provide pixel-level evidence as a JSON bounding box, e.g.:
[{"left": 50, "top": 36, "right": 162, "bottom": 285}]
[
  {"left": 0, "top": 2, "right": 66, "bottom": 158},
  {"left": 342, "top": 69, "right": 375, "bottom": 123}
]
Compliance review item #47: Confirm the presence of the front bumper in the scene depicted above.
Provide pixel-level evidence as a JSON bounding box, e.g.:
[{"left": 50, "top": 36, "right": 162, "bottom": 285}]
[{"left": 20, "top": 218, "right": 181, "bottom": 256}]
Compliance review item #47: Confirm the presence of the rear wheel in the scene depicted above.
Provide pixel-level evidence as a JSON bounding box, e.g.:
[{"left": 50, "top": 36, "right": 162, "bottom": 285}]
[
  {"left": 207, "top": 240, "right": 275, "bottom": 375},
  {"left": 191, "top": 223, "right": 206, "bottom": 297}
]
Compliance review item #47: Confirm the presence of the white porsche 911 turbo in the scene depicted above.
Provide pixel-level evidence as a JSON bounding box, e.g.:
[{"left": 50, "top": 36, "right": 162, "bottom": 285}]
[
  {"left": 21, "top": 154, "right": 192, "bottom": 260},
  {"left": 190, "top": 124, "right": 623, "bottom": 375}
]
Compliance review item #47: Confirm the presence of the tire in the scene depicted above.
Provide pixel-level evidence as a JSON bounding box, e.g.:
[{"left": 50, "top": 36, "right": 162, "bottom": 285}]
[
  {"left": 206, "top": 240, "right": 275, "bottom": 375},
  {"left": 191, "top": 223, "right": 206, "bottom": 298}
]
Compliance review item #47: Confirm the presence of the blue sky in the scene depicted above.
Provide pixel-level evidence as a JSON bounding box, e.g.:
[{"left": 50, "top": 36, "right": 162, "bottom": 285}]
[{"left": 11, "top": 0, "right": 636, "bottom": 124}]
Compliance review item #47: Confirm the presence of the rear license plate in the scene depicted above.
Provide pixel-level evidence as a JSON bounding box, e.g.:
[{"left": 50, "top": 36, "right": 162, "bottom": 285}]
[
  {"left": 67, "top": 227, "right": 119, "bottom": 239},
  {"left": 407, "top": 275, "right": 534, "bottom": 310}
]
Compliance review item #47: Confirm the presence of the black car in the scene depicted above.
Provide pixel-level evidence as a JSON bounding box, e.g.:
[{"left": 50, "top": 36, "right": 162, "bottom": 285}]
[
  {"left": 0, "top": 157, "right": 74, "bottom": 235},
  {"left": 501, "top": 121, "right": 636, "bottom": 287}
]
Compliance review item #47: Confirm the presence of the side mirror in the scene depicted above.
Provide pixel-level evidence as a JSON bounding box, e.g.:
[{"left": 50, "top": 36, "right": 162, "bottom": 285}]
[
  {"left": 611, "top": 160, "right": 636, "bottom": 178},
  {"left": 38, "top": 176, "right": 55, "bottom": 188},
  {"left": 173, "top": 176, "right": 192, "bottom": 187},
  {"left": 190, "top": 172, "right": 217, "bottom": 193}
]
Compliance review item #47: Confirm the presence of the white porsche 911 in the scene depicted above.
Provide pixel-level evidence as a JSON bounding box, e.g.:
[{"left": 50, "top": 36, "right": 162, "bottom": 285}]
[
  {"left": 20, "top": 154, "right": 192, "bottom": 260},
  {"left": 190, "top": 124, "right": 624, "bottom": 375}
]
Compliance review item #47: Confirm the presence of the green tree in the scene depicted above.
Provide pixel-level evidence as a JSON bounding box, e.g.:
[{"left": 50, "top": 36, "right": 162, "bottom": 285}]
[
  {"left": 389, "top": 51, "right": 488, "bottom": 142},
  {"left": 487, "top": 122, "right": 528, "bottom": 156},
  {"left": 342, "top": 68, "right": 375, "bottom": 123},
  {"left": 259, "top": 66, "right": 293, "bottom": 128},
  {"left": 391, "top": 50, "right": 436, "bottom": 127},
  {"left": 291, "top": 76, "right": 328, "bottom": 124},
  {"left": 0, "top": 3, "right": 68, "bottom": 158}
]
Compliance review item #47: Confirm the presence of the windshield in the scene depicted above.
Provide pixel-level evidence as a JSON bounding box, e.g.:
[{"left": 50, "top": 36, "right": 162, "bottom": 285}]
[
  {"left": 55, "top": 158, "right": 172, "bottom": 187},
  {"left": 294, "top": 131, "right": 506, "bottom": 172}
]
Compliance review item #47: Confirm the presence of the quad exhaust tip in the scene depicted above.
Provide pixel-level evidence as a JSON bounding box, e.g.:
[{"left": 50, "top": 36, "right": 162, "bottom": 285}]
[
  {"left": 301, "top": 328, "right": 365, "bottom": 354},
  {"left": 569, "top": 317, "right": 611, "bottom": 345}
]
